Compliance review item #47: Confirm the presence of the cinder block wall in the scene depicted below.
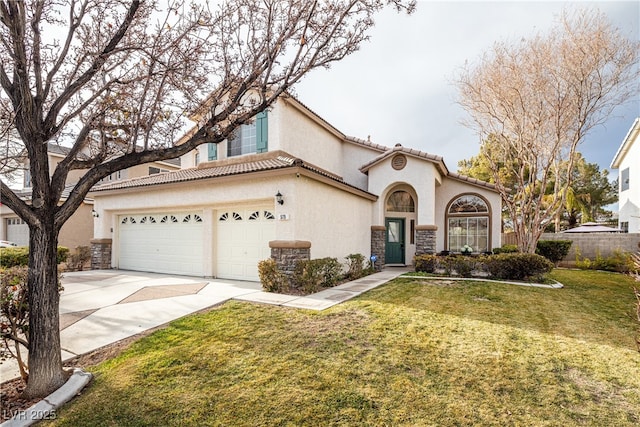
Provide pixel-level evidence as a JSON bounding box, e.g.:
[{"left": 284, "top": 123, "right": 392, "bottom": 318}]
[{"left": 538, "top": 233, "right": 640, "bottom": 266}]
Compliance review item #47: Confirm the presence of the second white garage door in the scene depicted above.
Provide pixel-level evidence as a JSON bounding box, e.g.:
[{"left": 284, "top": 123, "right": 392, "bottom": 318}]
[
  {"left": 6, "top": 217, "right": 29, "bottom": 246},
  {"left": 217, "top": 208, "right": 276, "bottom": 281},
  {"left": 118, "top": 212, "right": 204, "bottom": 276}
]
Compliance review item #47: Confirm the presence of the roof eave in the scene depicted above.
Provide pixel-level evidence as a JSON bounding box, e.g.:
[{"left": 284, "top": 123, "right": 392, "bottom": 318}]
[{"left": 611, "top": 117, "right": 640, "bottom": 169}]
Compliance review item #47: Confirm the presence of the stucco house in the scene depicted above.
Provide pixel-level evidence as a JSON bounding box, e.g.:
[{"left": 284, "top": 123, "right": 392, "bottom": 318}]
[
  {"left": 0, "top": 143, "right": 180, "bottom": 249},
  {"left": 611, "top": 118, "right": 640, "bottom": 233},
  {"left": 89, "top": 94, "right": 501, "bottom": 281}
]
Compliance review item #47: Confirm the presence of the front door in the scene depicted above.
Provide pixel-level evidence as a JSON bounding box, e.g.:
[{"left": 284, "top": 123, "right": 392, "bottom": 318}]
[{"left": 385, "top": 218, "right": 405, "bottom": 264}]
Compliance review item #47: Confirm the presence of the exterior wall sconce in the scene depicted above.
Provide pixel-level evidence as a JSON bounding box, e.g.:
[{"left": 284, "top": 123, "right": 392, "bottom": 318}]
[
  {"left": 91, "top": 209, "right": 99, "bottom": 218},
  {"left": 275, "top": 191, "right": 284, "bottom": 205}
]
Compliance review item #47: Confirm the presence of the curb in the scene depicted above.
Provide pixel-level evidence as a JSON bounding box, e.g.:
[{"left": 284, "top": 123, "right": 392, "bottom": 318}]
[{"left": 2, "top": 368, "right": 92, "bottom": 427}]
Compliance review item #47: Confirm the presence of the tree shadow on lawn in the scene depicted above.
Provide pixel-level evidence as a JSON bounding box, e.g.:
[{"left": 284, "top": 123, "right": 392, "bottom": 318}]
[{"left": 354, "top": 271, "right": 639, "bottom": 352}]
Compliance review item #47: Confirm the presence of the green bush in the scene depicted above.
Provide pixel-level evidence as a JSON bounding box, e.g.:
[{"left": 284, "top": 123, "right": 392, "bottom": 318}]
[
  {"left": 57, "top": 246, "right": 70, "bottom": 264},
  {"left": 492, "top": 245, "right": 519, "bottom": 254},
  {"left": 0, "top": 246, "right": 69, "bottom": 268},
  {"left": 414, "top": 254, "right": 438, "bottom": 273},
  {"left": 0, "top": 247, "right": 29, "bottom": 267},
  {"left": 415, "top": 254, "right": 482, "bottom": 277},
  {"left": 449, "top": 256, "right": 477, "bottom": 278},
  {"left": 576, "top": 250, "right": 635, "bottom": 273},
  {"left": 484, "top": 253, "right": 553, "bottom": 281},
  {"left": 293, "top": 257, "right": 342, "bottom": 294},
  {"left": 536, "top": 240, "right": 572, "bottom": 264},
  {"left": 258, "top": 259, "right": 288, "bottom": 293}
]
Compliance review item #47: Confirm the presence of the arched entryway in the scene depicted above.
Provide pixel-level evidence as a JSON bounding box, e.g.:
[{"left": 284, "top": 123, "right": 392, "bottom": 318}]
[{"left": 384, "top": 187, "right": 417, "bottom": 265}]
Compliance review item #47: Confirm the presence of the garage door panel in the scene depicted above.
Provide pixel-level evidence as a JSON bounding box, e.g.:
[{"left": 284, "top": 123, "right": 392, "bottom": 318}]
[
  {"left": 6, "top": 218, "right": 29, "bottom": 246},
  {"left": 217, "top": 208, "right": 275, "bottom": 281},
  {"left": 118, "top": 212, "right": 203, "bottom": 276}
]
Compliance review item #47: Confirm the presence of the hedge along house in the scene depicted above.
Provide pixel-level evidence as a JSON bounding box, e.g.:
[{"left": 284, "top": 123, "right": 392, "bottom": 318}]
[{"left": 89, "top": 94, "right": 501, "bottom": 281}]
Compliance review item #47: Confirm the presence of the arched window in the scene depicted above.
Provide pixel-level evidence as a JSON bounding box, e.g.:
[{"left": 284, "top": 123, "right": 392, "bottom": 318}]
[
  {"left": 386, "top": 191, "right": 415, "bottom": 212},
  {"left": 447, "top": 195, "right": 490, "bottom": 253}
]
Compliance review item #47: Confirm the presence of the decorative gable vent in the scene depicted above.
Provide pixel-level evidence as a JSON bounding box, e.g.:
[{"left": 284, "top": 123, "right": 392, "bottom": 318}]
[{"left": 391, "top": 154, "right": 407, "bottom": 170}]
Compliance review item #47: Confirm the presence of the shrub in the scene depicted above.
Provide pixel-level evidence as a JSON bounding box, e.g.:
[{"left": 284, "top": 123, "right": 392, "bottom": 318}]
[
  {"left": 67, "top": 246, "right": 91, "bottom": 271},
  {"left": 1, "top": 266, "right": 63, "bottom": 383},
  {"left": 415, "top": 254, "right": 483, "bottom": 277},
  {"left": 576, "top": 250, "right": 635, "bottom": 273},
  {"left": 0, "top": 247, "right": 29, "bottom": 267},
  {"left": 293, "top": 257, "right": 342, "bottom": 294},
  {"left": 345, "top": 253, "right": 365, "bottom": 280},
  {"left": 484, "top": 253, "right": 553, "bottom": 281},
  {"left": 0, "top": 246, "right": 70, "bottom": 268},
  {"left": 536, "top": 240, "right": 572, "bottom": 264},
  {"left": 57, "top": 246, "right": 70, "bottom": 264},
  {"left": 492, "top": 245, "right": 519, "bottom": 254},
  {"left": 258, "top": 259, "right": 288, "bottom": 293},
  {"left": 449, "top": 256, "right": 477, "bottom": 278},
  {"left": 414, "top": 254, "right": 438, "bottom": 273}
]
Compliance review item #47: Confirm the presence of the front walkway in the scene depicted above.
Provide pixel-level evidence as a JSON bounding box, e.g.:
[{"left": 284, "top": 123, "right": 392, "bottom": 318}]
[{"left": 0, "top": 267, "right": 409, "bottom": 382}]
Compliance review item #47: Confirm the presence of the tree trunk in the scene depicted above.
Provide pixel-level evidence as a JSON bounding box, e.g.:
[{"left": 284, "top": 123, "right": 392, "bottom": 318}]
[{"left": 23, "top": 219, "right": 66, "bottom": 398}]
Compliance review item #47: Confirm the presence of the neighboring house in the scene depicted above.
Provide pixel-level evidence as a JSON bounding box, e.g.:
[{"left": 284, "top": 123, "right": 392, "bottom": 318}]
[
  {"left": 611, "top": 118, "right": 640, "bottom": 233},
  {"left": 0, "top": 143, "right": 181, "bottom": 250},
  {"left": 89, "top": 94, "right": 501, "bottom": 281}
]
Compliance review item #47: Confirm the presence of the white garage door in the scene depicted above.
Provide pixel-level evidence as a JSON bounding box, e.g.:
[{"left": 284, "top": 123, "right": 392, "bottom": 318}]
[
  {"left": 217, "top": 208, "right": 276, "bottom": 281},
  {"left": 118, "top": 212, "right": 204, "bottom": 276},
  {"left": 6, "top": 217, "right": 29, "bottom": 246}
]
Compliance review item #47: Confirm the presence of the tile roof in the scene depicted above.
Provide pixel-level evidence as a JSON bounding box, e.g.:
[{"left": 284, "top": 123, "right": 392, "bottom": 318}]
[
  {"left": 359, "top": 144, "right": 446, "bottom": 174},
  {"left": 14, "top": 183, "right": 94, "bottom": 202},
  {"left": 359, "top": 144, "right": 497, "bottom": 192},
  {"left": 91, "top": 155, "right": 293, "bottom": 192},
  {"left": 447, "top": 172, "right": 498, "bottom": 191},
  {"left": 90, "top": 150, "right": 366, "bottom": 196}
]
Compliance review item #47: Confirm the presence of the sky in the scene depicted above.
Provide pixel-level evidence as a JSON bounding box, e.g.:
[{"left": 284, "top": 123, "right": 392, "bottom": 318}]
[{"left": 294, "top": 0, "right": 639, "bottom": 177}]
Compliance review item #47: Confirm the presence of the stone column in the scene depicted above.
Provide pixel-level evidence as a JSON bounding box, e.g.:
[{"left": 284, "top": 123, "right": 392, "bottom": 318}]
[
  {"left": 370, "top": 226, "right": 386, "bottom": 271},
  {"left": 415, "top": 225, "right": 437, "bottom": 257},
  {"left": 269, "top": 240, "right": 311, "bottom": 278},
  {"left": 90, "top": 238, "right": 112, "bottom": 270}
]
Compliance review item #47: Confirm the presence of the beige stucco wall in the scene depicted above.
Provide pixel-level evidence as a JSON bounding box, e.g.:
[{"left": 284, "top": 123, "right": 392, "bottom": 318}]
[
  {"left": 59, "top": 203, "right": 94, "bottom": 250},
  {"left": 287, "top": 175, "right": 373, "bottom": 260},
  {"left": 274, "top": 100, "right": 345, "bottom": 177},
  {"left": 178, "top": 99, "right": 382, "bottom": 192},
  {"left": 434, "top": 178, "right": 502, "bottom": 252},
  {"left": 341, "top": 142, "right": 381, "bottom": 190},
  {"left": 367, "top": 155, "right": 439, "bottom": 227},
  {"left": 0, "top": 202, "right": 94, "bottom": 250},
  {"left": 93, "top": 171, "right": 374, "bottom": 273}
]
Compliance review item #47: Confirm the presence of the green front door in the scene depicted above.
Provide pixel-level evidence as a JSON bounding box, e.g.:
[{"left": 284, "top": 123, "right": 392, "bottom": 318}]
[{"left": 385, "top": 218, "right": 405, "bottom": 264}]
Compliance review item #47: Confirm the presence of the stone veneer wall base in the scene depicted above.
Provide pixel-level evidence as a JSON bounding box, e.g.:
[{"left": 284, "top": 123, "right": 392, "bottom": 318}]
[
  {"left": 269, "top": 240, "right": 311, "bottom": 278},
  {"left": 415, "top": 225, "right": 437, "bottom": 258},
  {"left": 90, "top": 238, "right": 112, "bottom": 270},
  {"left": 371, "top": 226, "right": 386, "bottom": 271}
]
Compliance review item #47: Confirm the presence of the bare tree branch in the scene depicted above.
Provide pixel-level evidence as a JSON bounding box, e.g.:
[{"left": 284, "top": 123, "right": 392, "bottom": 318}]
[{"left": 456, "top": 7, "right": 639, "bottom": 252}]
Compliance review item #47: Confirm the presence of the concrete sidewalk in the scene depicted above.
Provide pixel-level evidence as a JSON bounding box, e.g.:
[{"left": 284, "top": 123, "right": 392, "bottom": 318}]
[{"left": 1, "top": 267, "right": 408, "bottom": 382}]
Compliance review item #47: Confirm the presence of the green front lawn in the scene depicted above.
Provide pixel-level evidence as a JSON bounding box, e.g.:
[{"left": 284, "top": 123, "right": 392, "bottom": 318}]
[{"left": 49, "top": 269, "right": 640, "bottom": 426}]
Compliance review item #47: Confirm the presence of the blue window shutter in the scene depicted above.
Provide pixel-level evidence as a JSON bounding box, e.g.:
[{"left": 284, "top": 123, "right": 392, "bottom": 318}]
[
  {"left": 256, "top": 111, "right": 268, "bottom": 153},
  {"left": 208, "top": 142, "right": 217, "bottom": 161}
]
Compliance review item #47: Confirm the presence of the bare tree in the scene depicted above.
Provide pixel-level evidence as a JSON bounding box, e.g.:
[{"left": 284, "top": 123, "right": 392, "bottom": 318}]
[
  {"left": 0, "top": 0, "right": 414, "bottom": 398},
  {"left": 456, "top": 8, "right": 639, "bottom": 253}
]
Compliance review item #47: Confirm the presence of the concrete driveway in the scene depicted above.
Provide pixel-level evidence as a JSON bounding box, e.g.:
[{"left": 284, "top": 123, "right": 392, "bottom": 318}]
[{"left": 1, "top": 268, "right": 407, "bottom": 381}]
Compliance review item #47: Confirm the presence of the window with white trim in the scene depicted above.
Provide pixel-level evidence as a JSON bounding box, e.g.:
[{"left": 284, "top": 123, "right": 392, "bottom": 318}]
[{"left": 446, "top": 195, "right": 490, "bottom": 253}]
